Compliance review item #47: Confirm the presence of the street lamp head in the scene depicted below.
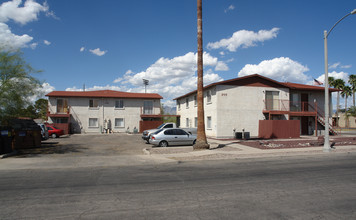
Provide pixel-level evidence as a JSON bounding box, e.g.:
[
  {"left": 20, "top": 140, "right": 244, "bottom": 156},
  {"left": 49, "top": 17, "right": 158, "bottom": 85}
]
[{"left": 351, "top": 9, "right": 356, "bottom": 15}]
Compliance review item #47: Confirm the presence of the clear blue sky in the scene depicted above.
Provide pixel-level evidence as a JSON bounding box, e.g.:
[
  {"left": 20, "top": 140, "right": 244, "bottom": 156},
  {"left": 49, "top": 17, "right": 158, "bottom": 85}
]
[{"left": 1, "top": 0, "right": 355, "bottom": 107}]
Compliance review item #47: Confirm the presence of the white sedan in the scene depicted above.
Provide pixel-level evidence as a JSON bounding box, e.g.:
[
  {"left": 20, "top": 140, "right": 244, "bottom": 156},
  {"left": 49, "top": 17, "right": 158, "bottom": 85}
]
[{"left": 149, "top": 128, "right": 196, "bottom": 147}]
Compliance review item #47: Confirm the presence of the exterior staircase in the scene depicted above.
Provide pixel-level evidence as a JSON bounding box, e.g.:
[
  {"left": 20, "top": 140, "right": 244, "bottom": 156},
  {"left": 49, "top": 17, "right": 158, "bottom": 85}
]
[{"left": 316, "top": 115, "right": 338, "bottom": 135}]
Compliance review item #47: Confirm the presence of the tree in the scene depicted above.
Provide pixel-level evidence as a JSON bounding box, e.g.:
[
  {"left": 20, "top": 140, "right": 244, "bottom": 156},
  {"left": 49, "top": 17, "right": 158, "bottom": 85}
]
[
  {"left": 0, "top": 49, "right": 41, "bottom": 124},
  {"left": 194, "top": 0, "right": 209, "bottom": 150},
  {"left": 34, "top": 98, "right": 48, "bottom": 120},
  {"left": 341, "top": 85, "right": 352, "bottom": 127},
  {"left": 348, "top": 74, "right": 356, "bottom": 107},
  {"left": 329, "top": 78, "right": 345, "bottom": 127}
]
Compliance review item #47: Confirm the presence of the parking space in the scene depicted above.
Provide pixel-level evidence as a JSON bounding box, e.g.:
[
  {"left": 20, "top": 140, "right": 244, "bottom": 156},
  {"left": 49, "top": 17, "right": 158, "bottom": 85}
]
[{"left": 14, "top": 133, "right": 149, "bottom": 158}]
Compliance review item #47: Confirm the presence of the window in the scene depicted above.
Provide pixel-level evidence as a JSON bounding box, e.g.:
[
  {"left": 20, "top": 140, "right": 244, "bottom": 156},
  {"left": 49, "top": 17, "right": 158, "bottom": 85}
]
[
  {"left": 265, "top": 91, "right": 280, "bottom": 110},
  {"left": 89, "top": 99, "right": 99, "bottom": 108},
  {"left": 194, "top": 117, "right": 197, "bottom": 127},
  {"left": 164, "top": 129, "right": 174, "bottom": 135},
  {"left": 194, "top": 95, "right": 197, "bottom": 106},
  {"left": 143, "top": 100, "right": 153, "bottom": 114},
  {"left": 186, "top": 98, "right": 189, "bottom": 108},
  {"left": 207, "top": 90, "right": 212, "bottom": 103},
  {"left": 115, "top": 118, "right": 124, "bottom": 127},
  {"left": 207, "top": 116, "right": 212, "bottom": 129},
  {"left": 89, "top": 118, "right": 98, "bottom": 127},
  {"left": 177, "top": 100, "right": 181, "bottom": 111},
  {"left": 186, "top": 118, "right": 189, "bottom": 127},
  {"left": 56, "top": 99, "right": 68, "bottom": 113},
  {"left": 115, "top": 100, "right": 124, "bottom": 109}
]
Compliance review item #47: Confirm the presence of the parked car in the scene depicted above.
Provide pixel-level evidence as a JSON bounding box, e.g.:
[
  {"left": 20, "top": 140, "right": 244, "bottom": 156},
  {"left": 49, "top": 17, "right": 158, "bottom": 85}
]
[
  {"left": 46, "top": 125, "right": 64, "bottom": 138},
  {"left": 142, "top": 122, "right": 197, "bottom": 143},
  {"left": 38, "top": 123, "right": 49, "bottom": 140},
  {"left": 149, "top": 128, "right": 196, "bottom": 147}
]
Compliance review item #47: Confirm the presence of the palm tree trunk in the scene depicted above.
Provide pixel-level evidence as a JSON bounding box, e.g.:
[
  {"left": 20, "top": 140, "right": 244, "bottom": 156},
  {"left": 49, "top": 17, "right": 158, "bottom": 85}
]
[{"left": 194, "top": 0, "right": 209, "bottom": 150}]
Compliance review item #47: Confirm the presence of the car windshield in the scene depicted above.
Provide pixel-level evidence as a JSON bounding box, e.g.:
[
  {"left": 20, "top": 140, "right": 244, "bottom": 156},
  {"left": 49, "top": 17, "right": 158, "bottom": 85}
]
[{"left": 157, "top": 124, "right": 165, "bottom": 129}]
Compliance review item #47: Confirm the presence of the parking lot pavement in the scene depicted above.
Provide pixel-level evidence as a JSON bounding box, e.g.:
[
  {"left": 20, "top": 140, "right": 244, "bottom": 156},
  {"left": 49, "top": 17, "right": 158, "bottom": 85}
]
[
  {"left": 13, "top": 133, "right": 149, "bottom": 158},
  {"left": 2, "top": 133, "right": 356, "bottom": 170}
]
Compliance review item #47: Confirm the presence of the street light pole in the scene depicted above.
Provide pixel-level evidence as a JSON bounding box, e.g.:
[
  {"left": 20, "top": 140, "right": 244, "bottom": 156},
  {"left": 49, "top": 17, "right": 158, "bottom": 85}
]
[{"left": 323, "top": 9, "right": 356, "bottom": 152}]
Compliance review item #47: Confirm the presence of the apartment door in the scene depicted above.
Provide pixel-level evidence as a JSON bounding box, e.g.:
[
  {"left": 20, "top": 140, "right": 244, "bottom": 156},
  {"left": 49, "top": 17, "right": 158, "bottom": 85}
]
[
  {"left": 301, "top": 93, "right": 308, "bottom": 111},
  {"left": 301, "top": 117, "right": 309, "bottom": 135}
]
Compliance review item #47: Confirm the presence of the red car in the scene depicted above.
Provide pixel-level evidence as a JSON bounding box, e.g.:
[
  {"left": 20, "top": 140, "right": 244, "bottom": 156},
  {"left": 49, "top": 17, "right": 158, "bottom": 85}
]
[{"left": 46, "top": 125, "right": 64, "bottom": 138}]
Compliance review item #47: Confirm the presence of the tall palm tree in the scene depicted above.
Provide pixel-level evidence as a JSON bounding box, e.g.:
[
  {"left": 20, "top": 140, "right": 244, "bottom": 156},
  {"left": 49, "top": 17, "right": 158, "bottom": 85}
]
[
  {"left": 348, "top": 74, "right": 356, "bottom": 107},
  {"left": 331, "top": 79, "right": 345, "bottom": 127},
  {"left": 194, "top": 0, "right": 209, "bottom": 150},
  {"left": 341, "top": 85, "right": 352, "bottom": 127}
]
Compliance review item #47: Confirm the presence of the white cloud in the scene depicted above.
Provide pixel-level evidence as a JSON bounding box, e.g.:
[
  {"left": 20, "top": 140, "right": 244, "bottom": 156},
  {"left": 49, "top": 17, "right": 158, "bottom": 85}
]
[
  {"left": 29, "top": 42, "right": 37, "bottom": 49},
  {"left": 329, "top": 62, "right": 352, "bottom": 69},
  {"left": 341, "top": 65, "right": 352, "bottom": 69},
  {"left": 0, "top": 0, "right": 49, "bottom": 25},
  {"left": 224, "top": 5, "right": 235, "bottom": 13},
  {"left": 89, "top": 48, "right": 107, "bottom": 56},
  {"left": 43, "top": 40, "right": 51, "bottom": 45},
  {"left": 66, "top": 85, "right": 124, "bottom": 92},
  {"left": 80, "top": 47, "right": 85, "bottom": 52},
  {"left": 0, "top": 0, "right": 54, "bottom": 50},
  {"left": 315, "top": 71, "right": 349, "bottom": 84},
  {"left": 0, "top": 22, "right": 33, "bottom": 49},
  {"left": 215, "top": 61, "right": 229, "bottom": 71},
  {"left": 329, "top": 62, "right": 340, "bottom": 69},
  {"left": 207, "top": 28, "right": 280, "bottom": 52},
  {"left": 109, "top": 52, "right": 224, "bottom": 106},
  {"left": 238, "top": 57, "right": 310, "bottom": 83}
]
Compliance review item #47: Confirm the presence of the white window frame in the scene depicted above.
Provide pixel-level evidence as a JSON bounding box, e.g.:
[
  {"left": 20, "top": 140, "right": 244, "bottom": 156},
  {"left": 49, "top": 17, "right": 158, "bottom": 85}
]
[
  {"left": 89, "top": 118, "right": 99, "bottom": 128},
  {"left": 89, "top": 99, "right": 99, "bottom": 109},
  {"left": 114, "top": 118, "right": 125, "bottom": 128},
  {"left": 207, "top": 116, "right": 212, "bottom": 129},
  {"left": 115, "top": 100, "right": 124, "bottom": 109},
  {"left": 194, "top": 95, "right": 197, "bottom": 107},
  {"left": 186, "top": 118, "right": 189, "bottom": 127},
  {"left": 194, "top": 117, "right": 197, "bottom": 128}
]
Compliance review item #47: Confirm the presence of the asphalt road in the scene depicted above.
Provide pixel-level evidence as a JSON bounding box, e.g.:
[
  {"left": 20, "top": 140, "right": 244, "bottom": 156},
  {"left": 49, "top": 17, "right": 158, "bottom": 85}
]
[{"left": 1, "top": 154, "right": 356, "bottom": 219}]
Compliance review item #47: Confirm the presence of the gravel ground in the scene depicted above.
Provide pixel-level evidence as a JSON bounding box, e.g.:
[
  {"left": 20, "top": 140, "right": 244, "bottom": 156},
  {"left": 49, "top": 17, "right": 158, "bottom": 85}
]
[{"left": 239, "top": 136, "right": 356, "bottom": 150}]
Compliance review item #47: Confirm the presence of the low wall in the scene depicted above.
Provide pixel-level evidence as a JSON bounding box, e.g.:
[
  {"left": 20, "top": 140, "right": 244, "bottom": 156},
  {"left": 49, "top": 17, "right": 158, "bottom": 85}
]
[
  {"left": 259, "top": 120, "right": 300, "bottom": 139},
  {"left": 139, "top": 121, "right": 163, "bottom": 133}
]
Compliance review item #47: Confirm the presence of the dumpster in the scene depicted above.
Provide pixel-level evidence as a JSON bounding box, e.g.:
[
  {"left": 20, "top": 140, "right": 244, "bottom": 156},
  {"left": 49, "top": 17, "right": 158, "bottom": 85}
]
[{"left": 0, "top": 127, "right": 13, "bottom": 154}]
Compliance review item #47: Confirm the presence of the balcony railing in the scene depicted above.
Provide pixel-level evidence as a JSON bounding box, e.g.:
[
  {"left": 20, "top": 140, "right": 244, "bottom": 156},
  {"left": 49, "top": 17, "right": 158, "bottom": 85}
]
[{"left": 264, "top": 99, "right": 315, "bottom": 112}]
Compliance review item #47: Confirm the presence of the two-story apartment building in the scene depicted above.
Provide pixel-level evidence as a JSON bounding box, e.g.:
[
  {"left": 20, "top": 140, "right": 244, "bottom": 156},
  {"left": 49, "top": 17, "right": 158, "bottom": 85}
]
[
  {"left": 46, "top": 90, "right": 163, "bottom": 134},
  {"left": 174, "top": 74, "right": 338, "bottom": 139}
]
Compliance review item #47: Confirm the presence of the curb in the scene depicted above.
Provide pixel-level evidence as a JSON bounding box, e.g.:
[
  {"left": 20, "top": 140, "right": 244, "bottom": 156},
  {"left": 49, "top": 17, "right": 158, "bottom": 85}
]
[{"left": 0, "top": 150, "right": 18, "bottom": 159}]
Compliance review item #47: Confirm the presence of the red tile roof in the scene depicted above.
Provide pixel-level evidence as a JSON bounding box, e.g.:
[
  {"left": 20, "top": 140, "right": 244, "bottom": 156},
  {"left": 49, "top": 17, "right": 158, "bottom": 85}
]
[
  {"left": 174, "top": 74, "right": 339, "bottom": 100},
  {"left": 46, "top": 90, "right": 163, "bottom": 99}
]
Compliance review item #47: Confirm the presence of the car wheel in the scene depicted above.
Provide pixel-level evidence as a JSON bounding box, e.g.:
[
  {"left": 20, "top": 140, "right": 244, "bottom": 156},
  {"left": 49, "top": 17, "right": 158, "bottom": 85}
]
[
  {"left": 146, "top": 135, "right": 150, "bottom": 144},
  {"left": 193, "top": 140, "right": 196, "bottom": 145},
  {"left": 51, "top": 133, "right": 57, "bottom": 138},
  {"left": 159, "top": 141, "right": 168, "bottom": 147}
]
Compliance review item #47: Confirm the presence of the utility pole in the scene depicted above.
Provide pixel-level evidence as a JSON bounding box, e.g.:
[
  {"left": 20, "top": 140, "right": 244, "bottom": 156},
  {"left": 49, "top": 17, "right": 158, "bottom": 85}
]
[{"left": 194, "top": 0, "right": 209, "bottom": 150}]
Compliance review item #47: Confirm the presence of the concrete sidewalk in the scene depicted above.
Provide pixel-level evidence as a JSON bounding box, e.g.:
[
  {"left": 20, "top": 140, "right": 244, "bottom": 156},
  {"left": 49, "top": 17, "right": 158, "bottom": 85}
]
[{"left": 144, "top": 137, "right": 356, "bottom": 161}]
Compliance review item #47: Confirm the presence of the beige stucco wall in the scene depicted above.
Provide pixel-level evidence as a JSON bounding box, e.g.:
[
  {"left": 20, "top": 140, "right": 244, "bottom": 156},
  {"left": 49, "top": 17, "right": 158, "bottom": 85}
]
[{"left": 48, "top": 97, "right": 161, "bottom": 133}]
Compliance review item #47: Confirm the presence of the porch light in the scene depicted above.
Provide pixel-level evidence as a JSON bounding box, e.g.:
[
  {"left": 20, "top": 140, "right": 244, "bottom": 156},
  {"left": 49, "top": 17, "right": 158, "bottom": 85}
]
[{"left": 323, "top": 9, "right": 356, "bottom": 152}]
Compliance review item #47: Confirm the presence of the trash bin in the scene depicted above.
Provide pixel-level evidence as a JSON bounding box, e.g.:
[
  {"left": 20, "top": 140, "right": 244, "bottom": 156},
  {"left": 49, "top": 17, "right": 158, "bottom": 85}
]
[
  {"left": 243, "top": 132, "right": 250, "bottom": 140},
  {"left": 1, "top": 128, "right": 13, "bottom": 154},
  {"left": 235, "top": 132, "right": 242, "bottom": 139}
]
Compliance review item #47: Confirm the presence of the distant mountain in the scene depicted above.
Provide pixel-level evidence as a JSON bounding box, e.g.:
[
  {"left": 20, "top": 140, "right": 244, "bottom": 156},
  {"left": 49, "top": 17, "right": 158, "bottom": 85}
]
[{"left": 163, "top": 106, "right": 177, "bottom": 115}]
